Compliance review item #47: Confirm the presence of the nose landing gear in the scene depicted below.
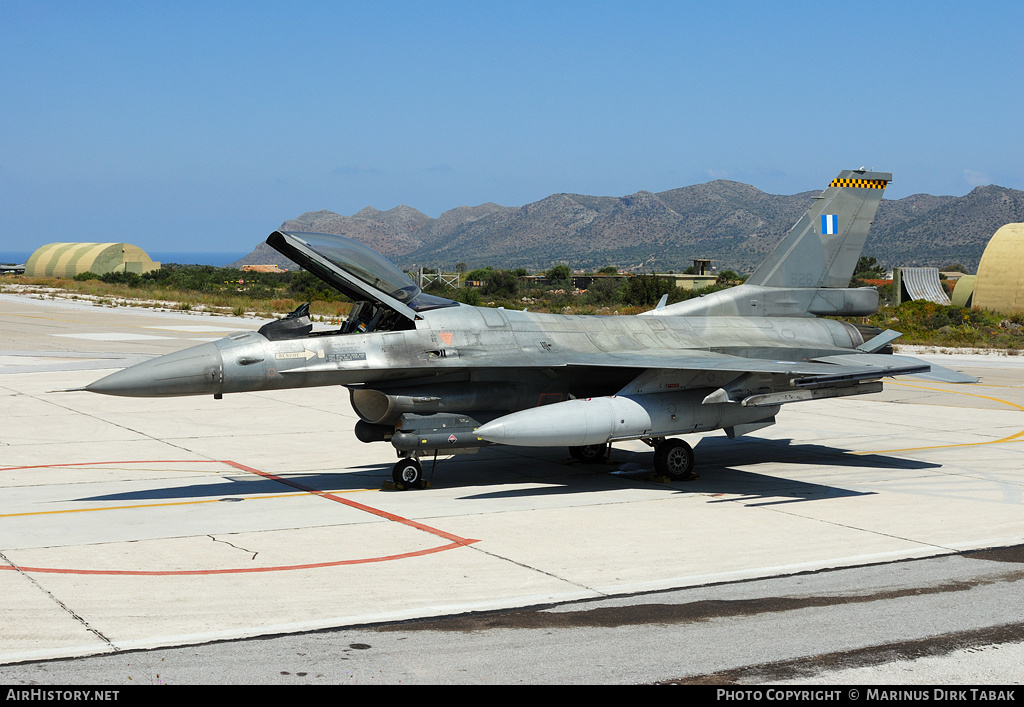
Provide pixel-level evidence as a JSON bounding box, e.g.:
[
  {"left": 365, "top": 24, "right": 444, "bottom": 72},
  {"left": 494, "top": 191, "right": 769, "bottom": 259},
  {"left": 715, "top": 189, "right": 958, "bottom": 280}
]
[{"left": 392, "top": 457, "right": 425, "bottom": 490}]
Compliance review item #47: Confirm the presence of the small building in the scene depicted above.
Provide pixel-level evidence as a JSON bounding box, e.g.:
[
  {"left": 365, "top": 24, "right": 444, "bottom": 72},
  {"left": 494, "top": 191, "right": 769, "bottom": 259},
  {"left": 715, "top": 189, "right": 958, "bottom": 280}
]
[
  {"left": 570, "top": 274, "right": 628, "bottom": 290},
  {"left": 25, "top": 243, "right": 160, "bottom": 278},
  {"left": 655, "top": 259, "right": 718, "bottom": 291},
  {"left": 242, "top": 264, "right": 288, "bottom": 273},
  {"left": 518, "top": 275, "right": 550, "bottom": 287}
]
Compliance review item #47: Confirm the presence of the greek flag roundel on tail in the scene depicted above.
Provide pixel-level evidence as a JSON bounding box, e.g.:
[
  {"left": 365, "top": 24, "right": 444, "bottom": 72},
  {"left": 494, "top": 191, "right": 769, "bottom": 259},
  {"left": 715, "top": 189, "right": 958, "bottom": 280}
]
[
  {"left": 821, "top": 214, "right": 839, "bottom": 235},
  {"left": 745, "top": 169, "right": 891, "bottom": 289}
]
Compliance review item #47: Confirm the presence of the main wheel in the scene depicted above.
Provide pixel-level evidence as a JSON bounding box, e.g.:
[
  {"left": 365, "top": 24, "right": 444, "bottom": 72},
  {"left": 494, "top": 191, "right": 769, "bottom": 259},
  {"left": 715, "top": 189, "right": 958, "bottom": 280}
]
[
  {"left": 654, "top": 438, "right": 695, "bottom": 480},
  {"left": 569, "top": 443, "right": 609, "bottom": 464},
  {"left": 392, "top": 458, "right": 423, "bottom": 489}
]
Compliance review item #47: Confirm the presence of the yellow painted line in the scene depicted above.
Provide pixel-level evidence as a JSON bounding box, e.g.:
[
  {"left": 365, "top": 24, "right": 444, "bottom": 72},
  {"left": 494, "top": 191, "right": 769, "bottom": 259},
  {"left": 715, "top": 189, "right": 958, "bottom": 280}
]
[
  {"left": 0, "top": 488, "right": 376, "bottom": 519},
  {"left": 1, "top": 465, "right": 232, "bottom": 474},
  {"left": 891, "top": 381, "right": 1024, "bottom": 412},
  {"left": 0, "top": 492, "right": 300, "bottom": 518},
  {"left": 856, "top": 381, "right": 1024, "bottom": 455}
]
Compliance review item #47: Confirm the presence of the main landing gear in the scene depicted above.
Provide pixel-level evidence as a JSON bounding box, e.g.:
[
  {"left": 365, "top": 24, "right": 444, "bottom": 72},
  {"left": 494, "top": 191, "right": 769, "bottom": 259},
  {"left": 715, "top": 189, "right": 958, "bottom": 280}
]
[
  {"left": 646, "top": 437, "right": 695, "bottom": 481},
  {"left": 391, "top": 438, "right": 696, "bottom": 490},
  {"left": 569, "top": 438, "right": 696, "bottom": 481},
  {"left": 568, "top": 443, "right": 609, "bottom": 463}
]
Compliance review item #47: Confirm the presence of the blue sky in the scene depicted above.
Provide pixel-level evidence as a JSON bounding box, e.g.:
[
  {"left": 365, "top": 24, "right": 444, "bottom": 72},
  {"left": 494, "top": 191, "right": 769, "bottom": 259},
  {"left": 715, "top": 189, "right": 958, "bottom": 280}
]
[{"left": 2, "top": 1, "right": 1022, "bottom": 256}]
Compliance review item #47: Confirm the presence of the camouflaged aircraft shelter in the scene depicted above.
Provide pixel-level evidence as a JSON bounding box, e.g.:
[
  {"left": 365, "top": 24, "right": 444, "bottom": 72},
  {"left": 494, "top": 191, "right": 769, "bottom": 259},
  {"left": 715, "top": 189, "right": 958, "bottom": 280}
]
[
  {"left": 25, "top": 243, "right": 160, "bottom": 278},
  {"left": 951, "top": 275, "right": 977, "bottom": 308},
  {"left": 973, "top": 223, "right": 1024, "bottom": 314}
]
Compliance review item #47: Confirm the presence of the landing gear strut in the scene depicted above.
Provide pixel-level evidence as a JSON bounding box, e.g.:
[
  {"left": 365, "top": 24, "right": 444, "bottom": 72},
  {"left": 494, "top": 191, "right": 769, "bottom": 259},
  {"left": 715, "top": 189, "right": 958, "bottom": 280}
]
[{"left": 652, "top": 438, "right": 695, "bottom": 480}]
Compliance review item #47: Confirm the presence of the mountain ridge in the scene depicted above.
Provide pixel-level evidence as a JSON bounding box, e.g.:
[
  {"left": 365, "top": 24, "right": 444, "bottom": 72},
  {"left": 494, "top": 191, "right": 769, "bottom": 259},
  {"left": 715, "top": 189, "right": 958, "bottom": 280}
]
[{"left": 230, "top": 181, "right": 1024, "bottom": 274}]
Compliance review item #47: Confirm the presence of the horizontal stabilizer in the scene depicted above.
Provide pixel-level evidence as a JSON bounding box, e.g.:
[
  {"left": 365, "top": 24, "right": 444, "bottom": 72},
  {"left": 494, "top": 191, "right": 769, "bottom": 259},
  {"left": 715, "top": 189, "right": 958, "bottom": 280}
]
[
  {"left": 812, "top": 353, "right": 977, "bottom": 384},
  {"left": 904, "top": 366, "right": 979, "bottom": 384},
  {"left": 857, "top": 329, "right": 903, "bottom": 353}
]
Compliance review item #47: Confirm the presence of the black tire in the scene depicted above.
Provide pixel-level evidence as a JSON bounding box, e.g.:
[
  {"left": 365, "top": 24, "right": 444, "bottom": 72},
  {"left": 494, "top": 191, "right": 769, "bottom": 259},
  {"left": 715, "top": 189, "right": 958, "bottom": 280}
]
[
  {"left": 569, "top": 443, "right": 609, "bottom": 464},
  {"left": 654, "top": 438, "right": 695, "bottom": 480},
  {"left": 392, "top": 458, "right": 423, "bottom": 489}
]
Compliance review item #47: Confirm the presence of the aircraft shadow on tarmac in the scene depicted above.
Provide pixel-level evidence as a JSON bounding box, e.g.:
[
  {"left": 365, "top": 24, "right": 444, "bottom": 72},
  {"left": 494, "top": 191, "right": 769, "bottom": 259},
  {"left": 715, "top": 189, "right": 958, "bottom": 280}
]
[
  {"left": 433, "top": 435, "right": 942, "bottom": 504},
  {"left": 72, "top": 466, "right": 397, "bottom": 504},
  {"left": 72, "top": 435, "right": 940, "bottom": 507},
  {"left": 690, "top": 434, "right": 941, "bottom": 472}
]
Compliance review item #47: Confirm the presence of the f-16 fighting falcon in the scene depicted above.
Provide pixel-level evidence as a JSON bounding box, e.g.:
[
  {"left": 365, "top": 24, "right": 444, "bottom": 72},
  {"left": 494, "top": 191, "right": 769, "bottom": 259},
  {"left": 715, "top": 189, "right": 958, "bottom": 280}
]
[{"left": 80, "top": 169, "right": 975, "bottom": 489}]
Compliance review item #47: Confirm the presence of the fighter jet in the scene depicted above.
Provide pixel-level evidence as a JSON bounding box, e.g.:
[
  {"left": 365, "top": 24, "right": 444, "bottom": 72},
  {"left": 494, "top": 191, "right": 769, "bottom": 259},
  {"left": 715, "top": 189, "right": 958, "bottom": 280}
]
[{"left": 82, "top": 169, "right": 974, "bottom": 488}]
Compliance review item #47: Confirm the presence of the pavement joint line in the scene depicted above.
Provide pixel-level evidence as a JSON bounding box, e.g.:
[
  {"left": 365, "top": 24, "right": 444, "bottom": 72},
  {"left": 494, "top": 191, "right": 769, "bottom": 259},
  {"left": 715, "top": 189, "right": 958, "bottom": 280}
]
[
  {"left": 12, "top": 384, "right": 217, "bottom": 460},
  {"left": 243, "top": 389, "right": 358, "bottom": 416},
  {"left": 225, "top": 460, "right": 481, "bottom": 547},
  {"left": 0, "top": 550, "right": 119, "bottom": 652},
  {"left": 1, "top": 543, "right": 475, "bottom": 576},
  {"left": 463, "top": 542, "right": 612, "bottom": 597},
  {"left": 707, "top": 492, "right": 958, "bottom": 556},
  {"left": 855, "top": 381, "right": 1024, "bottom": 455},
  {"left": 0, "top": 459, "right": 480, "bottom": 575}
]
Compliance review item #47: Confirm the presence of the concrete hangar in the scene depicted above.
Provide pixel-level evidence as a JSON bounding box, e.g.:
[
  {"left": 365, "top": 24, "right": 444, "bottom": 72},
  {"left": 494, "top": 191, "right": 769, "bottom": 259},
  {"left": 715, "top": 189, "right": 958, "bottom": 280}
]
[
  {"left": 24, "top": 242, "right": 160, "bottom": 278},
  {"left": 953, "top": 223, "right": 1024, "bottom": 313}
]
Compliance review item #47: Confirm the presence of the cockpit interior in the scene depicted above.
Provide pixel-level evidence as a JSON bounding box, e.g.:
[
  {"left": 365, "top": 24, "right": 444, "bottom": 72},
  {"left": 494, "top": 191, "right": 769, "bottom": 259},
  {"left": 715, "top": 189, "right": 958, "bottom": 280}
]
[{"left": 258, "top": 230, "right": 459, "bottom": 341}]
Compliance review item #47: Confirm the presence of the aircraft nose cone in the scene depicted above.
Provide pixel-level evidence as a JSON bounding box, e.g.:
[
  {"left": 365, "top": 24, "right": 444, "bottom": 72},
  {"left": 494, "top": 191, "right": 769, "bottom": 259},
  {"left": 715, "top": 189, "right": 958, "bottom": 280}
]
[{"left": 86, "top": 342, "right": 224, "bottom": 397}]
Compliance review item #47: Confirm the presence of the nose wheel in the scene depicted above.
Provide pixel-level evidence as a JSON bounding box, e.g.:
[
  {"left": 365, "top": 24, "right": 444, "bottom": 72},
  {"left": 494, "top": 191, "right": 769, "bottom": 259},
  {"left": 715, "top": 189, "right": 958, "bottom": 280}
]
[
  {"left": 654, "top": 438, "right": 695, "bottom": 480},
  {"left": 392, "top": 457, "right": 424, "bottom": 490}
]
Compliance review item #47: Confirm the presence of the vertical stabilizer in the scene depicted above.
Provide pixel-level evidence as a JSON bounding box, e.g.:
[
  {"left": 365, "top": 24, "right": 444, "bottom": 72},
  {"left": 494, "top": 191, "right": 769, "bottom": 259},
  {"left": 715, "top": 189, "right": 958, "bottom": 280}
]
[
  {"left": 745, "top": 170, "right": 890, "bottom": 289},
  {"left": 645, "top": 169, "right": 892, "bottom": 317}
]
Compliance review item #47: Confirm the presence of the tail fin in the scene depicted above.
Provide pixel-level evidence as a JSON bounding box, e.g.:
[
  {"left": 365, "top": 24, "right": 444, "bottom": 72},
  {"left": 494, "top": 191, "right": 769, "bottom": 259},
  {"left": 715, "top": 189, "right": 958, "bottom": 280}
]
[
  {"left": 746, "top": 169, "right": 890, "bottom": 288},
  {"left": 643, "top": 169, "right": 891, "bottom": 318}
]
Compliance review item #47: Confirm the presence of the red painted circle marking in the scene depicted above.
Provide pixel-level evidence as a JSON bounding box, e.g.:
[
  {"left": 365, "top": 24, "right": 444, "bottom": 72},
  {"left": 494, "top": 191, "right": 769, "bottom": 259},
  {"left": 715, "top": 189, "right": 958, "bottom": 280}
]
[{"left": 0, "top": 460, "right": 479, "bottom": 576}]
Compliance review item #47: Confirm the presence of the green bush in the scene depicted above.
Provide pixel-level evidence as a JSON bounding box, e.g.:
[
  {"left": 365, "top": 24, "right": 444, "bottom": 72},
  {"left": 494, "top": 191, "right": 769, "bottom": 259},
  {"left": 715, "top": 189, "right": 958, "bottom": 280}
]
[
  {"left": 452, "top": 288, "right": 482, "bottom": 306},
  {"left": 619, "top": 275, "right": 675, "bottom": 306},
  {"left": 100, "top": 271, "right": 142, "bottom": 287},
  {"left": 482, "top": 270, "right": 519, "bottom": 298}
]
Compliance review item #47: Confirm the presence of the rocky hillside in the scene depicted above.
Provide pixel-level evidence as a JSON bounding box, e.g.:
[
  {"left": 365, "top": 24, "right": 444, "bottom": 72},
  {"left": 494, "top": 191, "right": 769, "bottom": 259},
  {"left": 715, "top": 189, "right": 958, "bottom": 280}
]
[{"left": 230, "top": 182, "right": 1024, "bottom": 274}]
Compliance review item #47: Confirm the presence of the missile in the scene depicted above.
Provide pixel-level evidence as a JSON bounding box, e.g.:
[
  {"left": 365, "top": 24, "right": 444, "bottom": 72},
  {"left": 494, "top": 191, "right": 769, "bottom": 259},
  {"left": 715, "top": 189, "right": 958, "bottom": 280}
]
[{"left": 475, "top": 391, "right": 782, "bottom": 447}]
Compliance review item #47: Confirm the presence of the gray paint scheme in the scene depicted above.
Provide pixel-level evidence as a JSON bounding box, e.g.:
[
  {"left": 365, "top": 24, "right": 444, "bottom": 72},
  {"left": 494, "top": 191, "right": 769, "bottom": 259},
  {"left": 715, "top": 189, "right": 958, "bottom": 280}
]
[{"left": 82, "top": 169, "right": 975, "bottom": 484}]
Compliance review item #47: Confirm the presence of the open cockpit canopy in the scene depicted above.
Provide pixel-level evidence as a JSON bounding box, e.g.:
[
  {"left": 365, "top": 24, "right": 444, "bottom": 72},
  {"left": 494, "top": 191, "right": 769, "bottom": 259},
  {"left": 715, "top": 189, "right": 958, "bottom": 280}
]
[{"left": 266, "top": 231, "right": 457, "bottom": 321}]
